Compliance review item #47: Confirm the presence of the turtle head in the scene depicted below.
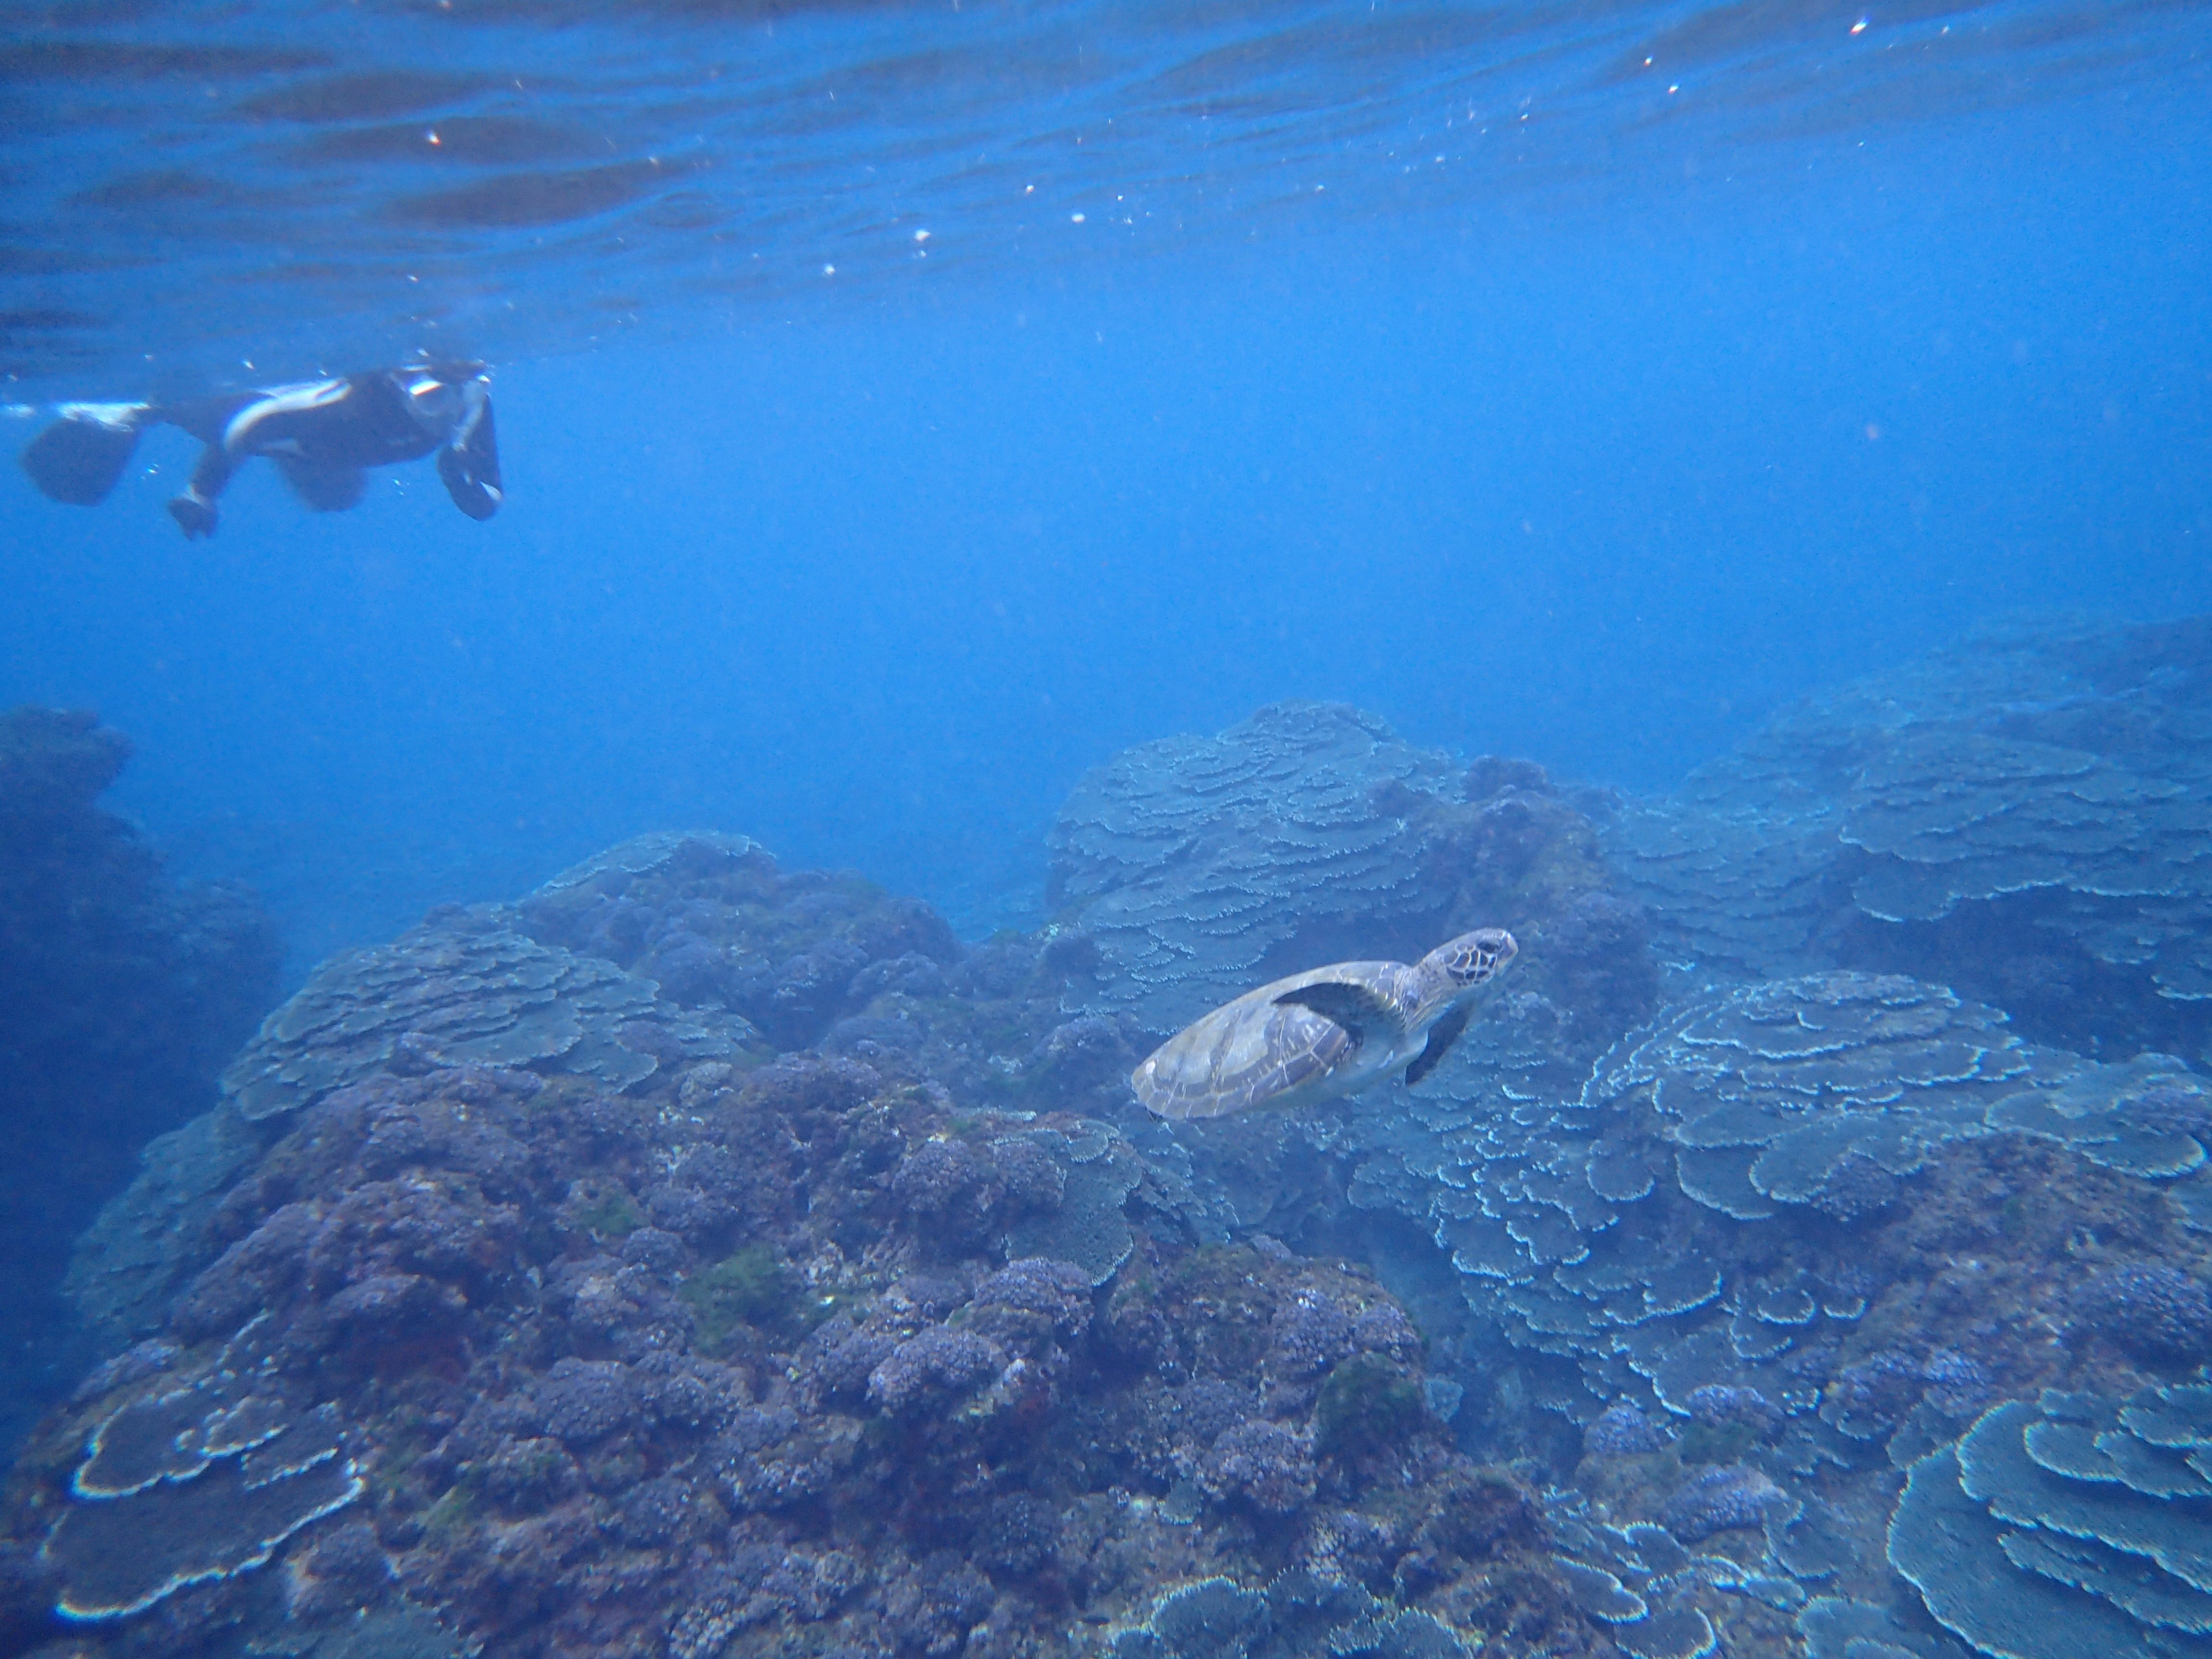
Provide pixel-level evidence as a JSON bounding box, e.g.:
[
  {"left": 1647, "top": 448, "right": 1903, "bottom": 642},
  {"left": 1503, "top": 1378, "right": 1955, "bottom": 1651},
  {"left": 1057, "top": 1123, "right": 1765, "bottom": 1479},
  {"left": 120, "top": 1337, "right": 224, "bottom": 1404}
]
[{"left": 1432, "top": 927, "right": 1517, "bottom": 990}]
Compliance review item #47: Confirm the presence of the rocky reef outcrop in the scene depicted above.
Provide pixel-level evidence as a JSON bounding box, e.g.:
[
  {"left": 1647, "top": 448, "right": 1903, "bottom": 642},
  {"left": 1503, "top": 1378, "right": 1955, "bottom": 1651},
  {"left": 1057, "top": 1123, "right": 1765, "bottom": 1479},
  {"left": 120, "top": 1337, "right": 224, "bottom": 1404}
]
[
  {"left": 13, "top": 816, "right": 1602, "bottom": 1659},
  {"left": 0, "top": 707, "right": 278, "bottom": 1452},
  {"left": 17, "top": 615, "right": 2212, "bottom": 1659},
  {"left": 8, "top": 1053, "right": 1586, "bottom": 1659},
  {"left": 1048, "top": 701, "right": 1654, "bottom": 1050}
]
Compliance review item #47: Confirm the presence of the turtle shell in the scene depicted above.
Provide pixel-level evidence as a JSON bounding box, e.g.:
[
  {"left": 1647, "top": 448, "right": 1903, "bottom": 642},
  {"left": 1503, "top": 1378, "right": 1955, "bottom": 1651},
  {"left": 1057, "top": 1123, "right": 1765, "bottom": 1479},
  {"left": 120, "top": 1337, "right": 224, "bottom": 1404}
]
[{"left": 1130, "top": 961, "right": 1413, "bottom": 1121}]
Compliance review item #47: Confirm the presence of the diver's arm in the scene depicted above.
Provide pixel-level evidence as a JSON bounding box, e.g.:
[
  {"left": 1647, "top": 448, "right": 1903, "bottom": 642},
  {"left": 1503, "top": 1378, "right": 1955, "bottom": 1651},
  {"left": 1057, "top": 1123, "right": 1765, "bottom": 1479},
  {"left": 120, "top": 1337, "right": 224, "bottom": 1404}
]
[{"left": 435, "top": 380, "right": 502, "bottom": 520}]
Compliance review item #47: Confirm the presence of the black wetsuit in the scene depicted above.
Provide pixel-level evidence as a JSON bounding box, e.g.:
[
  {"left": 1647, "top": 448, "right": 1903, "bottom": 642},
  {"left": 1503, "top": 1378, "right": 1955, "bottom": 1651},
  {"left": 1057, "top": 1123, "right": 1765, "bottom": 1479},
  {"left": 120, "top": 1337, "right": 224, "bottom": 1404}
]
[{"left": 19, "top": 363, "right": 502, "bottom": 538}]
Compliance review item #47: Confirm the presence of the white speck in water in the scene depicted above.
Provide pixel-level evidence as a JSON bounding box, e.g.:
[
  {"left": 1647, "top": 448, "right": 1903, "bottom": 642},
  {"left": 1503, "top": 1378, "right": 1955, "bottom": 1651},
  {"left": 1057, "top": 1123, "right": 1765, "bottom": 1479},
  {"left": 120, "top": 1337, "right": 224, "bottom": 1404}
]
[
  {"left": 822, "top": 263, "right": 836, "bottom": 276},
  {"left": 1070, "top": 212, "right": 1085, "bottom": 223}
]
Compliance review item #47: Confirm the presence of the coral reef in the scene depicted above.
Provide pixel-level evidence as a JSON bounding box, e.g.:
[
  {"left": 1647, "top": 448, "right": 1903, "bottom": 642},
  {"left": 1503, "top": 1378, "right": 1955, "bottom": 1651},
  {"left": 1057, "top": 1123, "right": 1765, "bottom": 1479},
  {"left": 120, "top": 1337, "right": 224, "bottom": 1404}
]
[
  {"left": 1104, "top": 1572, "right": 1475, "bottom": 1659},
  {"left": 1593, "top": 971, "right": 2031, "bottom": 1221},
  {"left": 218, "top": 907, "right": 757, "bottom": 1124},
  {"left": 1046, "top": 702, "right": 1653, "bottom": 1045},
  {"left": 43, "top": 1318, "right": 365, "bottom": 1620},
  {"left": 24, "top": 619, "right": 2212, "bottom": 1659},
  {"left": 1600, "top": 614, "right": 2212, "bottom": 1056},
  {"left": 1889, "top": 1384, "right": 2212, "bottom": 1659},
  {"left": 1313, "top": 948, "right": 2212, "bottom": 1654},
  {"left": 9, "top": 1035, "right": 1593, "bottom": 1659},
  {"left": 0, "top": 706, "right": 278, "bottom": 1451},
  {"left": 517, "top": 830, "right": 963, "bottom": 1051}
]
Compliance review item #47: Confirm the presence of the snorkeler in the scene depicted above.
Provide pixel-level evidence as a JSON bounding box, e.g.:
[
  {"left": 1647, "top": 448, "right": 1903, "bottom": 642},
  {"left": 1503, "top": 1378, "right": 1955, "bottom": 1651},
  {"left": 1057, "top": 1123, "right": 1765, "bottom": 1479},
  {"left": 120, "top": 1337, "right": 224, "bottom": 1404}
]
[{"left": 18, "top": 360, "right": 502, "bottom": 538}]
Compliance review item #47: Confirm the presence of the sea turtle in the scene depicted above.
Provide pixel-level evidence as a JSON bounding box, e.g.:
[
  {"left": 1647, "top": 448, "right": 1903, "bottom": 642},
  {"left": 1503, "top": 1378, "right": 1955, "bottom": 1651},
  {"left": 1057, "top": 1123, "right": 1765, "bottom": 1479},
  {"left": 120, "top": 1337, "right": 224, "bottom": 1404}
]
[{"left": 1130, "top": 927, "right": 1519, "bottom": 1120}]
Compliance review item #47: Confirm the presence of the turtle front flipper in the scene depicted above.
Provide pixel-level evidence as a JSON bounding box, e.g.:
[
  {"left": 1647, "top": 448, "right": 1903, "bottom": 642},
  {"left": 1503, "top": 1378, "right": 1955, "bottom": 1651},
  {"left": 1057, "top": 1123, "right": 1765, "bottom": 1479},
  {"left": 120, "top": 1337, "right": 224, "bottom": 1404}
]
[
  {"left": 1404, "top": 1003, "right": 1473, "bottom": 1086},
  {"left": 1274, "top": 981, "right": 1406, "bottom": 1050}
]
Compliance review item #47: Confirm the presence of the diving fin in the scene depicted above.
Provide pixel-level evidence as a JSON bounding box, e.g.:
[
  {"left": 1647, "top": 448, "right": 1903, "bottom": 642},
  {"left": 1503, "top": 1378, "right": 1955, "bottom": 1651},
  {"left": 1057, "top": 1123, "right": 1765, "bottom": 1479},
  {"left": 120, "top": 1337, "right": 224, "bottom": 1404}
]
[{"left": 21, "top": 406, "right": 151, "bottom": 505}]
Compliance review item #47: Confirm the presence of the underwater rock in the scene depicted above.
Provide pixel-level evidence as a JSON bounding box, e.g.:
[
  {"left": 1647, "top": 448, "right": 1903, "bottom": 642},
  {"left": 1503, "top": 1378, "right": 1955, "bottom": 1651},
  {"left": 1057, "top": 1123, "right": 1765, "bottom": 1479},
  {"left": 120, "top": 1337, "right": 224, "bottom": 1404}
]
[{"left": 0, "top": 705, "right": 278, "bottom": 1441}]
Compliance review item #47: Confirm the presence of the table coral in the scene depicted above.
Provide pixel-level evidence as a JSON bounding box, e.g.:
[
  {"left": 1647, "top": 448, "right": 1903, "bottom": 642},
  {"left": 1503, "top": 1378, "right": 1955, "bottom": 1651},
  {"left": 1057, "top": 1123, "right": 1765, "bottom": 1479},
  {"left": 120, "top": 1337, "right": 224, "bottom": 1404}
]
[
  {"left": 217, "top": 909, "right": 755, "bottom": 1123},
  {"left": 1889, "top": 1385, "right": 2212, "bottom": 1659},
  {"left": 1600, "top": 613, "right": 2212, "bottom": 1056},
  {"left": 40, "top": 1324, "right": 363, "bottom": 1621},
  {"left": 1047, "top": 701, "right": 1650, "bottom": 1043}
]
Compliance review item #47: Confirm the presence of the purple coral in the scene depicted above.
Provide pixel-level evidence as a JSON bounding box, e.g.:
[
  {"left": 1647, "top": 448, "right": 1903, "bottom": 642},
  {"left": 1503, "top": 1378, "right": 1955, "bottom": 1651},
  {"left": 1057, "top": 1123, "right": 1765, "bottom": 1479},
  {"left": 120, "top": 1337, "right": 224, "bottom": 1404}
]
[
  {"left": 970, "top": 1258, "right": 1094, "bottom": 1340},
  {"left": 893, "top": 1140, "right": 994, "bottom": 1244},
  {"left": 534, "top": 1358, "right": 639, "bottom": 1447},
  {"left": 1268, "top": 1290, "right": 1357, "bottom": 1380},
  {"left": 805, "top": 1316, "right": 902, "bottom": 1405},
  {"left": 1658, "top": 1464, "right": 1788, "bottom": 1541},
  {"left": 1920, "top": 1349, "right": 1995, "bottom": 1418},
  {"left": 613, "top": 1477, "right": 692, "bottom": 1545},
  {"left": 849, "top": 951, "right": 947, "bottom": 1000},
  {"left": 868, "top": 1326, "right": 1001, "bottom": 1414},
  {"left": 1683, "top": 1384, "right": 1779, "bottom": 1432},
  {"left": 975, "top": 1493, "right": 1061, "bottom": 1576},
  {"left": 1825, "top": 1349, "right": 1924, "bottom": 1434},
  {"left": 2072, "top": 1263, "right": 2212, "bottom": 1360},
  {"left": 1585, "top": 1402, "right": 1672, "bottom": 1456},
  {"left": 1200, "top": 1420, "right": 1318, "bottom": 1515},
  {"left": 1350, "top": 1302, "right": 1422, "bottom": 1359},
  {"left": 884, "top": 1552, "right": 996, "bottom": 1658},
  {"left": 988, "top": 1138, "right": 1066, "bottom": 1214}
]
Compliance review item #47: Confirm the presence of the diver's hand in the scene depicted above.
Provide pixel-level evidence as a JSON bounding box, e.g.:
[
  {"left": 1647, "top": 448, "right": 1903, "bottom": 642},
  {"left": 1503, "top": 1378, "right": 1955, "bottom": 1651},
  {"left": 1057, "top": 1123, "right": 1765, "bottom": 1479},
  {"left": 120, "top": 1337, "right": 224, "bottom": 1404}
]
[{"left": 167, "top": 493, "right": 218, "bottom": 539}]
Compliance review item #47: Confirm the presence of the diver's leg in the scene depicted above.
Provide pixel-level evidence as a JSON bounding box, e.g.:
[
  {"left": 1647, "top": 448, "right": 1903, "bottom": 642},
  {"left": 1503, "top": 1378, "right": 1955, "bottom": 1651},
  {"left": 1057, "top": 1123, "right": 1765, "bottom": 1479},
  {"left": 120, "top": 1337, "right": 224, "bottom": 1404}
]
[
  {"left": 167, "top": 442, "right": 237, "bottom": 539},
  {"left": 436, "top": 391, "right": 502, "bottom": 520}
]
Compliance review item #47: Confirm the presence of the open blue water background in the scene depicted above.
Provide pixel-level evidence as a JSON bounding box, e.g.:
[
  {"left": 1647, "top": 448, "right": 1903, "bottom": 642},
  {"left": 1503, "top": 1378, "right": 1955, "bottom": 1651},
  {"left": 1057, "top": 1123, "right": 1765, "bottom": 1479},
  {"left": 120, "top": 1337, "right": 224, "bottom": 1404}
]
[{"left": 4, "top": 0, "right": 2211, "bottom": 974}]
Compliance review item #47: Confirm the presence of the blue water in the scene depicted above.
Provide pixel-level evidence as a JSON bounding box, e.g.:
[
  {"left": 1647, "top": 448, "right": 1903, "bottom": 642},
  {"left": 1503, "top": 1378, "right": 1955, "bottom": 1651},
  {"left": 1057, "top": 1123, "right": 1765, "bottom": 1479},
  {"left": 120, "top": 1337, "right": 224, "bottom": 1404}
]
[{"left": 5, "top": 0, "right": 2212, "bottom": 972}]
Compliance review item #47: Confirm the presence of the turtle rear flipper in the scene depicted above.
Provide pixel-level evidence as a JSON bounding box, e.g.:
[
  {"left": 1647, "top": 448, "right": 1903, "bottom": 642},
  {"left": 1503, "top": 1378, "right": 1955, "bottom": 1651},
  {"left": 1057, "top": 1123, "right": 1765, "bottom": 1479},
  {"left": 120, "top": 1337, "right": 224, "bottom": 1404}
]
[
  {"left": 1274, "top": 980, "right": 1406, "bottom": 1049},
  {"left": 1404, "top": 1003, "right": 1473, "bottom": 1086},
  {"left": 22, "top": 408, "right": 151, "bottom": 505}
]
